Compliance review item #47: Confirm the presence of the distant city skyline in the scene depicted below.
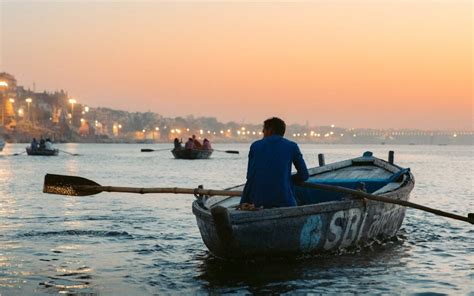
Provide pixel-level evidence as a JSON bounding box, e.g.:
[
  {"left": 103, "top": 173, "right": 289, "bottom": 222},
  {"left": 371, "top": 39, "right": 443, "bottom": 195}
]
[{"left": 1, "top": 1, "right": 472, "bottom": 129}]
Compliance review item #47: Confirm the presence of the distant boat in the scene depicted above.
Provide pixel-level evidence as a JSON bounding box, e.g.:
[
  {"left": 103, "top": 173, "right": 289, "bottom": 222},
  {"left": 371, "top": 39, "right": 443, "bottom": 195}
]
[
  {"left": 26, "top": 147, "right": 59, "bottom": 156},
  {"left": 172, "top": 148, "right": 213, "bottom": 159},
  {"left": 192, "top": 151, "right": 414, "bottom": 259}
]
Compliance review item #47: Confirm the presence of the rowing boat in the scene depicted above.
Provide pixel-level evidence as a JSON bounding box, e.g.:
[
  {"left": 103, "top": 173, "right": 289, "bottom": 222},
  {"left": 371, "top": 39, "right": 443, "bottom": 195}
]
[
  {"left": 192, "top": 151, "right": 414, "bottom": 259},
  {"left": 171, "top": 148, "right": 213, "bottom": 159},
  {"left": 26, "top": 147, "right": 59, "bottom": 156}
]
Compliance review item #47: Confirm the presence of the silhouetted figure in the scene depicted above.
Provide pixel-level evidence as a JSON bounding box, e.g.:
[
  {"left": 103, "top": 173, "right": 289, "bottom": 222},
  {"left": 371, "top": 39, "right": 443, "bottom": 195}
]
[
  {"left": 185, "top": 138, "right": 195, "bottom": 150},
  {"left": 45, "top": 138, "right": 53, "bottom": 150},
  {"left": 39, "top": 138, "right": 46, "bottom": 150},
  {"left": 30, "top": 138, "right": 38, "bottom": 151},
  {"left": 174, "top": 138, "right": 183, "bottom": 150},
  {"left": 202, "top": 138, "right": 212, "bottom": 150},
  {"left": 192, "top": 135, "right": 202, "bottom": 149}
]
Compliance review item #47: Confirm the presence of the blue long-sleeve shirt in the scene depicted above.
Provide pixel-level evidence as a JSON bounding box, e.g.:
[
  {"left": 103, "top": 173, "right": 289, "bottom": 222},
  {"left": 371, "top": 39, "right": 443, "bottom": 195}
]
[{"left": 240, "top": 135, "right": 309, "bottom": 208}]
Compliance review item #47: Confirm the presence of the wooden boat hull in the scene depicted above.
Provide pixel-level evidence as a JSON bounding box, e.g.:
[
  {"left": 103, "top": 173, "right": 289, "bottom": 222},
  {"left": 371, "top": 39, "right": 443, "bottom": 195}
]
[
  {"left": 26, "top": 148, "right": 59, "bottom": 156},
  {"left": 172, "top": 148, "right": 213, "bottom": 159},
  {"left": 192, "top": 153, "right": 414, "bottom": 259}
]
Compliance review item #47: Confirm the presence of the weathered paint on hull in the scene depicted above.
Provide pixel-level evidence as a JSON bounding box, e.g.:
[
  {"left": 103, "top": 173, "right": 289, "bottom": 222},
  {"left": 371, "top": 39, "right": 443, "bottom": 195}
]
[
  {"left": 192, "top": 178, "right": 413, "bottom": 259},
  {"left": 172, "top": 149, "right": 213, "bottom": 159}
]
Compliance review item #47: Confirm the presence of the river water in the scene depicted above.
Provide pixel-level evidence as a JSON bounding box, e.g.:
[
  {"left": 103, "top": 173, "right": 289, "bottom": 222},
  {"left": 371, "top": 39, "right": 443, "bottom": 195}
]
[{"left": 0, "top": 143, "right": 472, "bottom": 295}]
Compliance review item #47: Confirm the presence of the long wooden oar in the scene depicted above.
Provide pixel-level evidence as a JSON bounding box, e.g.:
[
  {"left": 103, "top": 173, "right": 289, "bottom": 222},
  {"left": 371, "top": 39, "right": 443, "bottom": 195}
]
[
  {"left": 12, "top": 151, "right": 27, "bottom": 156},
  {"left": 42, "top": 174, "right": 473, "bottom": 224},
  {"left": 300, "top": 182, "right": 473, "bottom": 225},
  {"left": 43, "top": 174, "right": 242, "bottom": 197},
  {"left": 213, "top": 149, "right": 239, "bottom": 154},
  {"left": 140, "top": 148, "right": 171, "bottom": 152},
  {"left": 59, "top": 149, "right": 80, "bottom": 156}
]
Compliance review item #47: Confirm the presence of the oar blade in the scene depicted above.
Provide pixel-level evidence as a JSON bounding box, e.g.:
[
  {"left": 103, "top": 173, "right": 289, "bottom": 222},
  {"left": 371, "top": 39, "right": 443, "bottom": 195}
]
[
  {"left": 225, "top": 150, "right": 239, "bottom": 154},
  {"left": 43, "top": 174, "right": 102, "bottom": 196},
  {"left": 141, "top": 149, "right": 154, "bottom": 152}
]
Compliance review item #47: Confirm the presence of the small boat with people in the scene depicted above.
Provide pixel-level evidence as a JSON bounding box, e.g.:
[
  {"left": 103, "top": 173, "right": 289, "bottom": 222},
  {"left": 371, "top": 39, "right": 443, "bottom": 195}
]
[
  {"left": 172, "top": 136, "right": 214, "bottom": 159},
  {"left": 192, "top": 151, "right": 415, "bottom": 259},
  {"left": 26, "top": 137, "right": 59, "bottom": 156}
]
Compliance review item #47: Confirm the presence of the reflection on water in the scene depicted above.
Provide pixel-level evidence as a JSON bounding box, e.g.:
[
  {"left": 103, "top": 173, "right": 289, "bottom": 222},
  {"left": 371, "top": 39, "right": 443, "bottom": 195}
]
[
  {"left": 196, "top": 236, "right": 410, "bottom": 294},
  {"left": 0, "top": 144, "right": 472, "bottom": 294}
]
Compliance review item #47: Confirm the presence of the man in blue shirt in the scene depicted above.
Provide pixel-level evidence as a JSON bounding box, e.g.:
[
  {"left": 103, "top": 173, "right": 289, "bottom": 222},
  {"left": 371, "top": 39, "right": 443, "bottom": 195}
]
[{"left": 240, "top": 117, "right": 309, "bottom": 209}]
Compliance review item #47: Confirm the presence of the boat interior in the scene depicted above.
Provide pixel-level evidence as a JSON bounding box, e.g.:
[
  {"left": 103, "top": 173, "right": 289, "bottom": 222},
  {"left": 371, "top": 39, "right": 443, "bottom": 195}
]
[{"left": 294, "top": 165, "right": 410, "bottom": 206}]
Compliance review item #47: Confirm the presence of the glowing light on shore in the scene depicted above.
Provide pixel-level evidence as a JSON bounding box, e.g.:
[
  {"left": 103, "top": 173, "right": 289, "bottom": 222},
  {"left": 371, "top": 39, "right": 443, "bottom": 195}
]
[{"left": 0, "top": 81, "right": 8, "bottom": 87}]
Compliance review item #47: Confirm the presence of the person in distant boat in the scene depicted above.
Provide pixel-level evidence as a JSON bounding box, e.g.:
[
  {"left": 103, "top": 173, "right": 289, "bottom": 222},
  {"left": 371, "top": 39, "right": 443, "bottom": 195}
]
[
  {"left": 192, "top": 135, "right": 202, "bottom": 149},
  {"left": 30, "top": 138, "right": 38, "bottom": 151},
  {"left": 240, "top": 117, "right": 309, "bottom": 209},
  {"left": 45, "top": 138, "right": 53, "bottom": 150},
  {"left": 202, "top": 138, "right": 212, "bottom": 150},
  {"left": 39, "top": 138, "right": 46, "bottom": 150},
  {"left": 174, "top": 138, "right": 183, "bottom": 150},
  {"left": 185, "top": 138, "right": 195, "bottom": 150}
]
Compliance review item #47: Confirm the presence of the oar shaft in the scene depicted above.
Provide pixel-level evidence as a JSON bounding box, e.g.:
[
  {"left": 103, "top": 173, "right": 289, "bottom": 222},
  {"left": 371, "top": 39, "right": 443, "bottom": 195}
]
[
  {"left": 81, "top": 185, "right": 242, "bottom": 197},
  {"left": 301, "top": 182, "right": 472, "bottom": 224}
]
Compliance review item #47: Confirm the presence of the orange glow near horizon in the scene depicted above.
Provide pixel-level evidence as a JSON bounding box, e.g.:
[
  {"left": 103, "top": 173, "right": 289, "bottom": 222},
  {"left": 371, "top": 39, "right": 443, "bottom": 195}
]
[{"left": 0, "top": 1, "right": 472, "bottom": 129}]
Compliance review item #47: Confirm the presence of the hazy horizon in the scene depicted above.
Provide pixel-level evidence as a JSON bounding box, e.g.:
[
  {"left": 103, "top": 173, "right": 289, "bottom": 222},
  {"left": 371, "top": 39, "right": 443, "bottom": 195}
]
[{"left": 1, "top": 1, "right": 472, "bottom": 130}]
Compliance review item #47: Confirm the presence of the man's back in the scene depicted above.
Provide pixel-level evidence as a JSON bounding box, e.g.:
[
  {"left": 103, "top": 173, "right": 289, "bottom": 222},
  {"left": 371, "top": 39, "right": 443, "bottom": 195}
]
[{"left": 241, "top": 135, "right": 308, "bottom": 208}]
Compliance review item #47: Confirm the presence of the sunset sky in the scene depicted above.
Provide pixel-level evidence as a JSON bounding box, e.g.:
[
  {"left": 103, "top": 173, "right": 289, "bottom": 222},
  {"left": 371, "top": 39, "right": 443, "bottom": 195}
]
[{"left": 0, "top": 1, "right": 472, "bottom": 129}]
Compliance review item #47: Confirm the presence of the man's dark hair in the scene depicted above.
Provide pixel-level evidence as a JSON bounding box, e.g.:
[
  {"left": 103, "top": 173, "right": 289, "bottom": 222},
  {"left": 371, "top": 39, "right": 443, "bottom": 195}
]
[{"left": 264, "top": 117, "right": 286, "bottom": 136}]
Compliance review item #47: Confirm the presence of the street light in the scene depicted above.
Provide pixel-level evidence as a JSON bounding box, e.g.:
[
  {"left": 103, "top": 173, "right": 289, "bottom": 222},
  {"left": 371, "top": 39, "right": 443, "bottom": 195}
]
[
  {"left": 25, "top": 98, "right": 32, "bottom": 122},
  {"left": 69, "top": 98, "right": 76, "bottom": 125}
]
